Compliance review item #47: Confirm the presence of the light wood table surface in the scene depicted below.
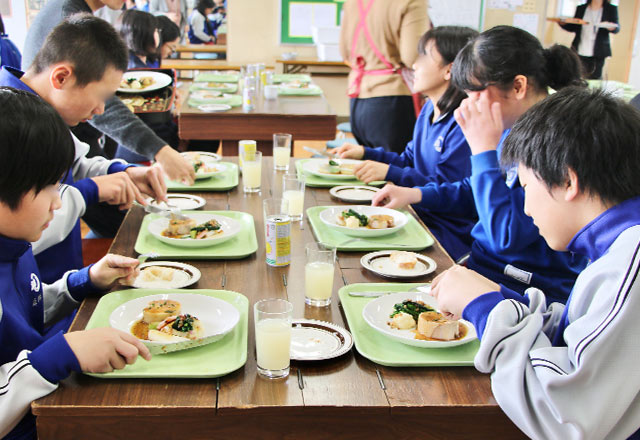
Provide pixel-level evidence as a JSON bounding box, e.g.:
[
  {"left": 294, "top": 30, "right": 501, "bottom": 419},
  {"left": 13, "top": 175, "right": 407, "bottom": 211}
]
[
  {"left": 277, "top": 58, "right": 349, "bottom": 74},
  {"left": 176, "top": 44, "right": 227, "bottom": 54},
  {"left": 32, "top": 157, "right": 524, "bottom": 439},
  {"left": 160, "top": 59, "right": 273, "bottom": 71}
]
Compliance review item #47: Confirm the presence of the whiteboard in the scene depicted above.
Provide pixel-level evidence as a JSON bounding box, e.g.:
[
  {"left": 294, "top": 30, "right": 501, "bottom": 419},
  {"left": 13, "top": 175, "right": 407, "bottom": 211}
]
[{"left": 428, "top": 0, "right": 485, "bottom": 30}]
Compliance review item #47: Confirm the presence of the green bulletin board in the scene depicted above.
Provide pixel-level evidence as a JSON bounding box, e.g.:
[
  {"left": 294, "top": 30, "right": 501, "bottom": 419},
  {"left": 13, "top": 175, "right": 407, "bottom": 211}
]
[{"left": 280, "top": 0, "right": 344, "bottom": 44}]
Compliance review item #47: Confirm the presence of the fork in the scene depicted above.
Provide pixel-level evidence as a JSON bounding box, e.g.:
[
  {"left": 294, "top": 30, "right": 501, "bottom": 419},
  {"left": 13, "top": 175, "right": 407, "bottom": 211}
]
[
  {"left": 303, "top": 145, "right": 333, "bottom": 158},
  {"left": 336, "top": 238, "right": 414, "bottom": 248},
  {"left": 137, "top": 252, "right": 159, "bottom": 264},
  {"left": 144, "top": 203, "right": 189, "bottom": 220}
]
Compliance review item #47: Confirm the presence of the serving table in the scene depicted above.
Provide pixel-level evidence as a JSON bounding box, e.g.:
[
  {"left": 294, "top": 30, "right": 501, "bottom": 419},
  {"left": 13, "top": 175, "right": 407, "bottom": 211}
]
[{"left": 32, "top": 157, "right": 525, "bottom": 439}]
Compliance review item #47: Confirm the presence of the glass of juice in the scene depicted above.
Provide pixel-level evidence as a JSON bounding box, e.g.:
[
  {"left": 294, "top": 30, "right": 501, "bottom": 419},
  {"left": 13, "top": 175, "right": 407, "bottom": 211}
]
[
  {"left": 281, "top": 173, "right": 305, "bottom": 221},
  {"left": 273, "top": 133, "right": 292, "bottom": 171},
  {"left": 238, "top": 139, "right": 256, "bottom": 171},
  {"left": 254, "top": 298, "right": 293, "bottom": 379},
  {"left": 242, "top": 150, "right": 262, "bottom": 193},
  {"left": 304, "top": 244, "right": 336, "bottom": 307}
]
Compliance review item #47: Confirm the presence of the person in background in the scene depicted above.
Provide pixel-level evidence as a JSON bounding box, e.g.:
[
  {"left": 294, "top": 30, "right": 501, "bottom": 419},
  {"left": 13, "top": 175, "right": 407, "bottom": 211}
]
[
  {"left": 332, "top": 26, "right": 479, "bottom": 260},
  {"left": 431, "top": 87, "right": 640, "bottom": 440},
  {"left": 152, "top": 15, "right": 181, "bottom": 63},
  {"left": 0, "top": 86, "right": 151, "bottom": 440},
  {"left": 149, "top": 0, "right": 188, "bottom": 36},
  {"left": 0, "top": 14, "right": 21, "bottom": 69},
  {"left": 373, "top": 26, "right": 588, "bottom": 304},
  {"left": 339, "top": 0, "right": 429, "bottom": 154},
  {"left": 22, "top": 0, "right": 195, "bottom": 186},
  {"left": 188, "top": 0, "right": 217, "bottom": 44},
  {"left": 558, "top": 0, "right": 619, "bottom": 79},
  {"left": 117, "top": 9, "right": 160, "bottom": 68}
]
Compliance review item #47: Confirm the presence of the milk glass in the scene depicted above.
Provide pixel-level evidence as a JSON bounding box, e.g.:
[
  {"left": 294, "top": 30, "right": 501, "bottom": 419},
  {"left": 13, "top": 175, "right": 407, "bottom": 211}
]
[
  {"left": 282, "top": 173, "right": 305, "bottom": 221},
  {"left": 254, "top": 299, "right": 293, "bottom": 379},
  {"left": 242, "top": 150, "right": 262, "bottom": 193},
  {"left": 304, "top": 244, "right": 336, "bottom": 307},
  {"left": 273, "top": 133, "right": 292, "bottom": 171}
]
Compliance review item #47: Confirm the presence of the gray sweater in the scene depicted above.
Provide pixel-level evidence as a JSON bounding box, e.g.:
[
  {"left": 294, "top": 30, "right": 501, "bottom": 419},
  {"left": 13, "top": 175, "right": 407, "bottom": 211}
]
[{"left": 22, "top": 0, "right": 166, "bottom": 158}]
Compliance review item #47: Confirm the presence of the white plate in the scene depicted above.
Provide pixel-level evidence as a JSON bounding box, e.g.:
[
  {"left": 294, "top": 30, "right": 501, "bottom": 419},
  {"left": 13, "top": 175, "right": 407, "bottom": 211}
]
[
  {"left": 302, "top": 158, "right": 362, "bottom": 180},
  {"left": 118, "top": 71, "right": 173, "bottom": 93},
  {"left": 146, "top": 194, "right": 206, "bottom": 211},
  {"left": 193, "top": 82, "right": 236, "bottom": 91},
  {"left": 110, "top": 293, "right": 239, "bottom": 355},
  {"left": 194, "top": 162, "right": 227, "bottom": 180},
  {"left": 330, "top": 185, "right": 380, "bottom": 203},
  {"left": 198, "top": 104, "right": 231, "bottom": 112},
  {"left": 148, "top": 212, "right": 242, "bottom": 248},
  {"left": 181, "top": 151, "right": 221, "bottom": 162},
  {"left": 319, "top": 205, "right": 408, "bottom": 238},
  {"left": 191, "top": 90, "right": 222, "bottom": 100},
  {"left": 362, "top": 292, "right": 477, "bottom": 348},
  {"left": 360, "top": 251, "right": 437, "bottom": 279},
  {"left": 132, "top": 261, "right": 201, "bottom": 289},
  {"left": 290, "top": 319, "right": 353, "bottom": 361}
]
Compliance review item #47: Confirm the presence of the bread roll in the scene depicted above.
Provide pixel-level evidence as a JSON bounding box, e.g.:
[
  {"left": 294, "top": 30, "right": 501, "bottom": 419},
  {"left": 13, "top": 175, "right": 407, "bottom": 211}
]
[{"left": 389, "top": 251, "right": 417, "bottom": 269}]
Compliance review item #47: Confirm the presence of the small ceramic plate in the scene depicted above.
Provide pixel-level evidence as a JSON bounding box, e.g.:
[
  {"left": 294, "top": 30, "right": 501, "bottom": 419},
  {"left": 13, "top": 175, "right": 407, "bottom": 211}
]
[
  {"left": 147, "top": 212, "right": 242, "bottom": 248},
  {"left": 362, "top": 292, "right": 477, "bottom": 349},
  {"left": 198, "top": 104, "right": 231, "bottom": 112},
  {"left": 194, "top": 162, "right": 227, "bottom": 180},
  {"left": 290, "top": 319, "right": 353, "bottom": 361},
  {"left": 318, "top": 205, "right": 408, "bottom": 238},
  {"left": 330, "top": 185, "right": 380, "bottom": 203},
  {"left": 360, "top": 251, "right": 437, "bottom": 279},
  {"left": 181, "top": 151, "right": 221, "bottom": 162},
  {"left": 191, "top": 90, "right": 222, "bottom": 100},
  {"left": 146, "top": 194, "right": 206, "bottom": 211},
  {"left": 133, "top": 261, "right": 201, "bottom": 289}
]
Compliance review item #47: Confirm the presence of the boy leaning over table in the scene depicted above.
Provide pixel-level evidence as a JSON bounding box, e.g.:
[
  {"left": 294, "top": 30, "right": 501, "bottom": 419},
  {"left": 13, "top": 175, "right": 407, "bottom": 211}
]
[
  {"left": 0, "top": 87, "right": 151, "bottom": 440},
  {"left": 430, "top": 87, "right": 640, "bottom": 440},
  {"left": 0, "top": 14, "right": 168, "bottom": 285}
]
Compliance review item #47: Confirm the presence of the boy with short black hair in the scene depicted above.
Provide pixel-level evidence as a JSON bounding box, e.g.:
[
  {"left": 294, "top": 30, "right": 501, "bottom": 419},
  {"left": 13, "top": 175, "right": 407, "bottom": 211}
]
[
  {"left": 0, "top": 87, "right": 151, "bottom": 440},
  {"left": 431, "top": 87, "right": 640, "bottom": 439},
  {"left": 0, "top": 14, "right": 167, "bottom": 283}
]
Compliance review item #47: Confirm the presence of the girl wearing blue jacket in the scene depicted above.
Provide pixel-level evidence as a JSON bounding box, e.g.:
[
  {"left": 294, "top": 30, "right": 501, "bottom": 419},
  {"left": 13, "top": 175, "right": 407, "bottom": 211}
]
[
  {"left": 333, "top": 26, "right": 479, "bottom": 260},
  {"left": 373, "top": 26, "right": 588, "bottom": 303}
]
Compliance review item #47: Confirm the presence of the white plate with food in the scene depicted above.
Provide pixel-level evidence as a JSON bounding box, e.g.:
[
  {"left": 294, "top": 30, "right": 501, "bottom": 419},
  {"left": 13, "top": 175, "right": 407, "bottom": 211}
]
[
  {"left": 132, "top": 261, "right": 201, "bottom": 289},
  {"left": 329, "top": 185, "right": 380, "bottom": 203},
  {"left": 197, "top": 104, "right": 232, "bottom": 112},
  {"left": 360, "top": 251, "right": 437, "bottom": 279},
  {"left": 191, "top": 90, "right": 222, "bottom": 100},
  {"left": 181, "top": 152, "right": 227, "bottom": 179},
  {"left": 118, "top": 71, "right": 173, "bottom": 93},
  {"left": 148, "top": 212, "right": 242, "bottom": 248},
  {"left": 290, "top": 319, "right": 353, "bottom": 361},
  {"left": 362, "top": 292, "right": 476, "bottom": 348},
  {"left": 181, "top": 151, "right": 221, "bottom": 162},
  {"left": 302, "top": 158, "right": 361, "bottom": 180},
  {"left": 145, "top": 194, "right": 206, "bottom": 211},
  {"left": 110, "top": 293, "right": 239, "bottom": 355},
  {"left": 319, "top": 205, "right": 408, "bottom": 238}
]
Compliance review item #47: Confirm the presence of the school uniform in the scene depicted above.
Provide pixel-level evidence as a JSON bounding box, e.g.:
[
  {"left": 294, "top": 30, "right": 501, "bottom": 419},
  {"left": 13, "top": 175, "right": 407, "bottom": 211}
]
[
  {"left": 0, "top": 34, "right": 21, "bottom": 69},
  {"left": 363, "top": 100, "right": 476, "bottom": 260},
  {"left": 188, "top": 10, "right": 215, "bottom": 44},
  {"left": 415, "top": 132, "right": 586, "bottom": 303},
  {"left": 0, "top": 235, "right": 98, "bottom": 440},
  {"left": 462, "top": 196, "right": 640, "bottom": 439},
  {"left": 0, "top": 67, "right": 133, "bottom": 284}
]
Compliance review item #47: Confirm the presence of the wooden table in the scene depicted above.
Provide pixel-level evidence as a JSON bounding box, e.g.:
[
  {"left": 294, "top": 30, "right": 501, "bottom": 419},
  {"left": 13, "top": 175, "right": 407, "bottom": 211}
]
[
  {"left": 176, "top": 44, "right": 227, "bottom": 55},
  {"left": 160, "top": 59, "right": 273, "bottom": 71},
  {"left": 32, "top": 157, "right": 524, "bottom": 439},
  {"left": 278, "top": 58, "right": 349, "bottom": 74},
  {"left": 178, "top": 83, "right": 337, "bottom": 156}
]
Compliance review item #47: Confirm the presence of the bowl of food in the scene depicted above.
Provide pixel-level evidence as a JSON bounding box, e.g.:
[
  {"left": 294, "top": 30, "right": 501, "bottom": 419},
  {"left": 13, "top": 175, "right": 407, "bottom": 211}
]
[
  {"left": 110, "top": 293, "right": 240, "bottom": 354},
  {"left": 147, "top": 212, "right": 242, "bottom": 248},
  {"left": 319, "top": 205, "right": 408, "bottom": 237}
]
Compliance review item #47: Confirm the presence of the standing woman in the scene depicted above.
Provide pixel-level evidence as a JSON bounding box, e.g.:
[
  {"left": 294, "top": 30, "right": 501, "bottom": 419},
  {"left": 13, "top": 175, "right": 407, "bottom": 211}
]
[
  {"left": 339, "top": 0, "right": 429, "bottom": 154},
  {"left": 559, "top": 0, "right": 619, "bottom": 79}
]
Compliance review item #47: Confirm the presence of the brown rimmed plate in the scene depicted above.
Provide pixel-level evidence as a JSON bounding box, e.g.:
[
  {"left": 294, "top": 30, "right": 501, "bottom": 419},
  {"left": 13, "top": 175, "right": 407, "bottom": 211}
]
[
  {"left": 133, "top": 261, "right": 201, "bottom": 289},
  {"left": 329, "top": 185, "right": 380, "bottom": 204},
  {"left": 290, "top": 319, "right": 353, "bottom": 361}
]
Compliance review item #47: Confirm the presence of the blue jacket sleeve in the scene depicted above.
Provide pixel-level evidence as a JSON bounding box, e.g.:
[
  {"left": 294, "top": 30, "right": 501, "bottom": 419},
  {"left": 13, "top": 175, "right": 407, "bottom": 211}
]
[
  {"left": 470, "top": 151, "right": 540, "bottom": 253},
  {"left": 416, "top": 177, "right": 476, "bottom": 217},
  {"left": 70, "top": 178, "right": 99, "bottom": 205}
]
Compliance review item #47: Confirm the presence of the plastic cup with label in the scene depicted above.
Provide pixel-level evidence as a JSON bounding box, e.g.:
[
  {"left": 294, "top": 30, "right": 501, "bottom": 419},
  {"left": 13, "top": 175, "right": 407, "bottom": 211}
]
[{"left": 238, "top": 140, "right": 256, "bottom": 171}]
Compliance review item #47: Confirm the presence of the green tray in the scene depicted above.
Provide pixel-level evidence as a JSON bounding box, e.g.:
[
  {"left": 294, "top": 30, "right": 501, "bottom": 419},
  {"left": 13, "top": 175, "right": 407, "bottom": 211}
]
[
  {"left": 307, "top": 206, "right": 434, "bottom": 251},
  {"left": 278, "top": 87, "right": 322, "bottom": 96},
  {"left": 85, "top": 289, "right": 249, "bottom": 378},
  {"left": 339, "top": 283, "right": 478, "bottom": 367},
  {"left": 194, "top": 72, "right": 239, "bottom": 83},
  {"left": 190, "top": 83, "right": 238, "bottom": 93},
  {"left": 272, "top": 73, "right": 311, "bottom": 84},
  {"left": 296, "top": 159, "right": 384, "bottom": 188},
  {"left": 188, "top": 94, "right": 242, "bottom": 107},
  {"left": 134, "top": 210, "right": 258, "bottom": 259},
  {"left": 167, "top": 161, "right": 238, "bottom": 191}
]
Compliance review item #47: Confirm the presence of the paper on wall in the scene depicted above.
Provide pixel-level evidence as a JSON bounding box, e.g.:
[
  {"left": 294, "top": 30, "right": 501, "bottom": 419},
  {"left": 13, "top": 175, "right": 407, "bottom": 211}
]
[
  {"left": 513, "top": 13, "right": 539, "bottom": 36},
  {"left": 428, "top": 0, "right": 483, "bottom": 30},
  {"left": 289, "top": 2, "right": 337, "bottom": 38},
  {"left": 487, "top": 0, "right": 523, "bottom": 11}
]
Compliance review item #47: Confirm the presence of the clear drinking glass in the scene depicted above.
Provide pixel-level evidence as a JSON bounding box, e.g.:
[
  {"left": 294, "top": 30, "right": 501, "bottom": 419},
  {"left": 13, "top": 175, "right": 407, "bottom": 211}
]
[
  {"left": 282, "top": 173, "right": 305, "bottom": 221},
  {"left": 273, "top": 133, "right": 292, "bottom": 171},
  {"left": 254, "top": 299, "right": 293, "bottom": 379},
  {"left": 238, "top": 140, "right": 256, "bottom": 171},
  {"left": 242, "top": 150, "right": 262, "bottom": 193},
  {"left": 304, "top": 244, "right": 336, "bottom": 307}
]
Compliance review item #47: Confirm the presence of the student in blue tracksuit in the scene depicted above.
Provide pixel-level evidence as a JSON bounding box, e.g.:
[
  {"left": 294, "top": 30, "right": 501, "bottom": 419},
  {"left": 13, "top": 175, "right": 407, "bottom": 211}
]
[
  {"left": 188, "top": 0, "right": 216, "bottom": 44},
  {"left": 332, "top": 26, "right": 479, "bottom": 260},
  {"left": 0, "top": 14, "right": 21, "bottom": 69},
  {"left": 373, "top": 26, "right": 588, "bottom": 303},
  {"left": 0, "top": 87, "right": 151, "bottom": 440}
]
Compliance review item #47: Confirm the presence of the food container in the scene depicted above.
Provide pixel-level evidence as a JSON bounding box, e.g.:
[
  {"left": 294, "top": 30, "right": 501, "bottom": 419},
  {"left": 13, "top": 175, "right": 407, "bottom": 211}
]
[{"left": 117, "top": 67, "right": 177, "bottom": 125}]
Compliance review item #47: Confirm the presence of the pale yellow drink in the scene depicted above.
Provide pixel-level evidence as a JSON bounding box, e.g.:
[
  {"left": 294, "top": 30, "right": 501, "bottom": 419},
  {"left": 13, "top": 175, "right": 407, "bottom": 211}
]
[
  {"left": 305, "top": 261, "right": 334, "bottom": 302},
  {"left": 243, "top": 160, "right": 261, "bottom": 192},
  {"left": 255, "top": 318, "right": 291, "bottom": 371},
  {"left": 282, "top": 190, "right": 304, "bottom": 218},
  {"left": 273, "top": 146, "right": 291, "bottom": 170},
  {"left": 238, "top": 140, "right": 256, "bottom": 171}
]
